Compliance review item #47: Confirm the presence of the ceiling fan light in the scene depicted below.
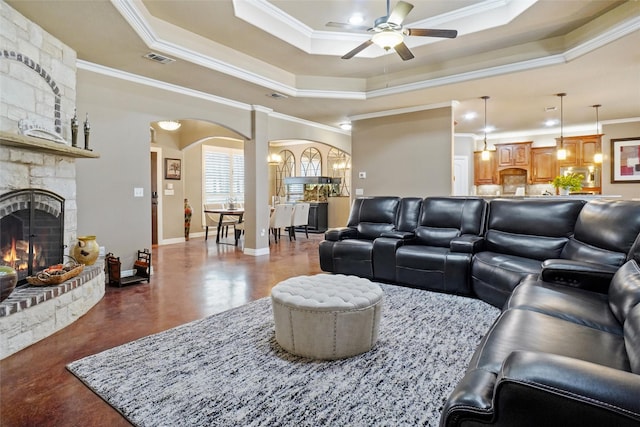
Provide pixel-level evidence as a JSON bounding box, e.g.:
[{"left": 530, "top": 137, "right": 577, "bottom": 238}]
[
  {"left": 372, "top": 31, "right": 404, "bottom": 49},
  {"left": 158, "top": 120, "right": 181, "bottom": 131}
]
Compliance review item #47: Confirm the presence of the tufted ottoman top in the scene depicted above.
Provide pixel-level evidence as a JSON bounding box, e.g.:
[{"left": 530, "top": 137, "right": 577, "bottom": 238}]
[{"left": 271, "top": 274, "right": 383, "bottom": 312}]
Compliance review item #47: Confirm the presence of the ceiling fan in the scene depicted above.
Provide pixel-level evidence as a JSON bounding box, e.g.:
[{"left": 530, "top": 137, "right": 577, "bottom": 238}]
[{"left": 327, "top": 0, "right": 458, "bottom": 61}]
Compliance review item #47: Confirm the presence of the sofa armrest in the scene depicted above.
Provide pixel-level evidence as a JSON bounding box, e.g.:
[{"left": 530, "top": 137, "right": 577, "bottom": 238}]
[
  {"left": 441, "top": 369, "right": 497, "bottom": 427},
  {"left": 324, "top": 227, "right": 357, "bottom": 241},
  {"left": 372, "top": 236, "right": 410, "bottom": 282},
  {"left": 380, "top": 230, "right": 415, "bottom": 240},
  {"left": 450, "top": 235, "right": 484, "bottom": 253},
  {"left": 541, "top": 259, "right": 618, "bottom": 293},
  {"left": 492, "top": 351, "right": 640, "bottom": 425}
]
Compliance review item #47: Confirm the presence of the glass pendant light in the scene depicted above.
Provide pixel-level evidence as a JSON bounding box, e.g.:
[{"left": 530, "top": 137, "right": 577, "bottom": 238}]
[
  {"left": 481, "top": 96, "right": 491, "bottom": 161},
  {"left": 556, "top": 93, "right": 567, "bottom": 160},
  {"left": 592, "top": 104, "right": 603, "bottom": 163}
]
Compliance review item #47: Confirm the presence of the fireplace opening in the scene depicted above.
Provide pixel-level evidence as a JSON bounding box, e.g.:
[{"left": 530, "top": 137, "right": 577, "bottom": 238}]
[{"left": 0, "top": 189, "right": 65, "bottom": 284}]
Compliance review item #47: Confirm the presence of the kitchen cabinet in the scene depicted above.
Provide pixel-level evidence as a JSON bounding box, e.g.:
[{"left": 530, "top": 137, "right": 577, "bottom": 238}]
[
  {"left": 531, "top": 147, "right": 557, "bottom": 184},
  {"left": 474, "top": 151, "right": 496, "bottom": 185},
  {"left": 556, "top": 134, "right": 602, "bottom": 167},
  {"left": 494, "top": 142, "right": 532, "bottom": 169}
]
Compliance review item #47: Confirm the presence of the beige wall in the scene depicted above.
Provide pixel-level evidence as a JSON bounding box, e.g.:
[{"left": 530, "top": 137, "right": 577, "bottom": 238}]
[
  {"left": 602, "top": 121, "right": 640, "bottom": 199},
  {"left": 351, "top": 106, "right": 454, "bottom": 198},
  {"left": 75, "top": 69, "right": 251, "bottom": 266},
  {"left": 75, "top": 69, "right": 350, "bottom": 265}
]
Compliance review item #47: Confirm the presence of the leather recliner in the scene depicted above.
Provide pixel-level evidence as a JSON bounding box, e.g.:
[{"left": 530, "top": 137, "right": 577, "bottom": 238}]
[
  {"left": 391, "top": 197, "right": 487, "bottom": 295},
  {"left": 541, "top": 199, "right": 640, "bottom": 293},
  {"left": 470, "top": 198, "right": 586, "bottom": 307},
  {"left": 319, "top": 196, "right": 401, "bottom": 279},
  {"left": 441, "top": 247, "right": 640, "bottom": 426}
]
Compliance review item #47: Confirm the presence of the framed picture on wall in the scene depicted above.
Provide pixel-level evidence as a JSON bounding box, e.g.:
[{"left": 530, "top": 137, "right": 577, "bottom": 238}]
[
  {"left": 165, "top": 158, "right": 181, "bottom": 180},
  {"left": 611, "top": 137, "right": 640, "bottom": 183}
]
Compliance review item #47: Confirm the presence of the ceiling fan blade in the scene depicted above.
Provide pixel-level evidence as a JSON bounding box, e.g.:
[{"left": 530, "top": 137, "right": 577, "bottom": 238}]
[
  {"left": 387, "top": 1, "right": 414, "bottom": 25},
  {"left": 341, "top": 39, "right": 374, "bottom": 59},
  {"left": 326, "top": 22, "right": 371, "bottom": 32},
  {"left": 405, "top": 28, "right": 458, "bottom": 38},
  {"left": 394, "top": 42, "right": 415, "bottom": 61}
]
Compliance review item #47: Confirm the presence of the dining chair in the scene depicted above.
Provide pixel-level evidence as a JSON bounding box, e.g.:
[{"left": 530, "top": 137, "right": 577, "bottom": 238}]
[
  {"left": 269, "top": 203, "right": 295, "bottom": 243},
  {"left": 203, "top": 203, "right": 238, "bottom": 241},
  {"left": 233, "top": 221, "right": 244, "bottom": 246},
  {"left": 290, "top": 202, "right": 310, "bottom": 240}
]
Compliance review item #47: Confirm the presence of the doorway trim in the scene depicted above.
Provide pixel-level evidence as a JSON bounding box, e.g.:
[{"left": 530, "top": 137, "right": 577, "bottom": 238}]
[
  {"left": 453, "top": 155, "right": 470, "bottom": 196},
  {"left": 150, "top": 146, "right": 164, "bottom": 244}
]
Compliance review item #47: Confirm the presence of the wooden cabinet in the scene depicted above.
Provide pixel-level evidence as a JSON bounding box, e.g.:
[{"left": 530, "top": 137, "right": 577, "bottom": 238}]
[
  {"left": 308, "top": 202, "right": 328, "bottom": 232},
  {"left": 556, "top": 134, "right": 602, "bottom": 167},
  {"left": 531, "top": 147, "right": 557, "bottom": 184},
  {"left": 474, "top": 151, "right": 496, "bottom": 185},
  {"left": 494, "top": 142, "right": 532, "bottom": 169}
]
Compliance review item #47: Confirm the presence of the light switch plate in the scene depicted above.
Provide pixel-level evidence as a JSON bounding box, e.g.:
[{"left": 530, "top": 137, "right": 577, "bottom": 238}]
[
  {"left": 134, "top": 187, "right": 144, "bottom": 197},
  {"left": 355, "top": 188, "right": 364, "bottom": 195}
]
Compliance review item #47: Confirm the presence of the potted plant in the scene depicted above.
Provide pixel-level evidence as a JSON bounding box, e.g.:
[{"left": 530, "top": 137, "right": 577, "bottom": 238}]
[{"left": 551, "top": 173, "right": 584, "bottom": 195}]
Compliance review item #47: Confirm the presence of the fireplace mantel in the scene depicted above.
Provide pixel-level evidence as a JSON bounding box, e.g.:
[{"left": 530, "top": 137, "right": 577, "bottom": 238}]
[{"left": 0, "top": 131, "right": 100, "bottom": 158}]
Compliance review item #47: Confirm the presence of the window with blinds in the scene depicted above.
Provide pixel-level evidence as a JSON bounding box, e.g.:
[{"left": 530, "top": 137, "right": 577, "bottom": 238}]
[{"left": 202, "top": 145, "right": 244, "bottom": 204}]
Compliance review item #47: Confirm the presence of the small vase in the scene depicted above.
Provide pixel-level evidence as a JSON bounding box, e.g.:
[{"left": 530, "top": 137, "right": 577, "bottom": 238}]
[
  {"left": 0, "top": 266, "right": 18, "bottom": 303},
  {"left": 72, "top": 236, "right": 100, "bottom": 265},
  {"left": 559, "top": 188, "right": 570, "bottom": 196}
]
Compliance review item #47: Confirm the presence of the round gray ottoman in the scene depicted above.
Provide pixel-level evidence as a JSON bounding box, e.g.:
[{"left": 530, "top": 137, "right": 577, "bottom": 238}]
[{"left": 271, "top": 274, "right": 383, "bottom": 360}]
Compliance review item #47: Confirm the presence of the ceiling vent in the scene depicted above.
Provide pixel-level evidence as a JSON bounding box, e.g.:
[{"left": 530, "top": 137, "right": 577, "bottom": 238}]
[
  {"left": 143, "top": 52, "right": 175, "bottom": 64},
  {"left": 266, "top": 92, "right": 288, "bottom": 99}
]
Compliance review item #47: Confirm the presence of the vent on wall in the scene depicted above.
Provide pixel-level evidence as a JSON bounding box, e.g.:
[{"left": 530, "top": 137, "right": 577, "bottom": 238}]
[{"left": 143, "top": 52, "right": 175, "bottom": 64}]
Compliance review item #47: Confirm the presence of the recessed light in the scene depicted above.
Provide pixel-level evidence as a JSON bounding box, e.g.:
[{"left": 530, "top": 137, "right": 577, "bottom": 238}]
[
  {"left": 348, "top": 14, "right": 364, "bottom": 25},
  {"left": 483, "top": 125, "right": 495, "bottom": 133},
  {"left": 544, "top": 119, "right": 558, "bottom": 127},
  {"left": 339, "top": 122, "right": 352, "bottom": 131},
  {"left": 463, "top": 112, "right": 477, "bottom": 121}
]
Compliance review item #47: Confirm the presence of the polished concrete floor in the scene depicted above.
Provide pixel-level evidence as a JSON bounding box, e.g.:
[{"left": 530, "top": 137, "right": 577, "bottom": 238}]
[{"left": 0, "top": 233, "right": 323, "bottom": 426}]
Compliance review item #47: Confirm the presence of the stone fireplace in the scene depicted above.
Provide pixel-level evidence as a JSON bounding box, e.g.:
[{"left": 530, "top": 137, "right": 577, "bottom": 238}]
[
  {"left": 0, "top": 189, "right": 65, "bottom": 283},
  {"left": 0, "top": 3, "right": 104, "bottom": 360}
]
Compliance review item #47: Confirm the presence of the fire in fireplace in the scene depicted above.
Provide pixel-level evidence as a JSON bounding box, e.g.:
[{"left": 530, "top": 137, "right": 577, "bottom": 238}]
[{"left": 0, "top": 189, "right": 65, "bottom": 284}]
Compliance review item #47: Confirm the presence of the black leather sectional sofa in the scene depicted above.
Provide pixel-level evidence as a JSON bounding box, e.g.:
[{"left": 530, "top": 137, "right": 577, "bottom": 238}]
[{"left": 319, "top": 196, "right": 640, "bottom": 426}]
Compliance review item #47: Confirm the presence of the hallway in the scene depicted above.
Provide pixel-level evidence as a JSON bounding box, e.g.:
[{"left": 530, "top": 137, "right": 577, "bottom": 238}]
[{"left": 0, "top": 234, "right": 323, "bottom": 426}]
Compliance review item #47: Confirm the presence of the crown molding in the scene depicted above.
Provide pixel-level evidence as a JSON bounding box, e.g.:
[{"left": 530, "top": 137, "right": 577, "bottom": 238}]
[
  {"left": 112, "top": 0, "right": 639, "bottom": 104},
  {"left": 350, "top": 101, "right": 455, "bottom": 122},
  {"left": 77, "top": 59, "right": 252, "bottom": 111}
]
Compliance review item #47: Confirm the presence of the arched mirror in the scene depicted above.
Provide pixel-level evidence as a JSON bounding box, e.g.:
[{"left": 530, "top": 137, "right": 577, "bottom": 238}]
[
  {"left": 275, "top": 150, "right": 295, "bottom": 197},
  {"left": 301, "top": 147, "right": 321, "bottom": 176},
  {"left": 327, "top": 147, "right": 351, "bottom": 196}
]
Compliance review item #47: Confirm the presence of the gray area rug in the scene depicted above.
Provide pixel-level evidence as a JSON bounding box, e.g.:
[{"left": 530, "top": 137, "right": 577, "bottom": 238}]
[{"left": 67, "top": 281, "right": 500, "bottom": 427}]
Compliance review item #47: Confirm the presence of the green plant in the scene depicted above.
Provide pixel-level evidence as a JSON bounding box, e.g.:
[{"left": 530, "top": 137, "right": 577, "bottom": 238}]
[{"left": 551, "top": 173, "right": 584, "bottom": 191}]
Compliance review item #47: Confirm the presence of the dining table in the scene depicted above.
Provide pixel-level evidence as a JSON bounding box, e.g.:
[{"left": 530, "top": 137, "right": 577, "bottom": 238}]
[{"left": 204, "top": 208, "right": 244, "bottom": 243}]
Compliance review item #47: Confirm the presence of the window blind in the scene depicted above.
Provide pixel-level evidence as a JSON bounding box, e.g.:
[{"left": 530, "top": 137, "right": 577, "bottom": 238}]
[{"left": 203, "top": 146, "right": 244, "bottom": 204}]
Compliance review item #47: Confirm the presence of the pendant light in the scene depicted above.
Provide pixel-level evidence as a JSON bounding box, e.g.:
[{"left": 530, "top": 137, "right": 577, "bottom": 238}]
[
  {"left": 592, "top": 104, "right": 603, "bottom": 163},
  {"left": 556, "top": 93, "right": 567, "bottom": 160},
  {"left": 481, "top": 96, "right": 491, "bottom": 161}
]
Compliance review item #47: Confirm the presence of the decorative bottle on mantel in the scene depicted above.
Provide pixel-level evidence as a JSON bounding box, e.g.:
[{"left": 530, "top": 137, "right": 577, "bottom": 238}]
[
  {"left": 72, "top": 236, "right": 100, "bottom": 265},
  {"left": 83, "top": 113, "right": 91, "bottom": 150},
  {"left": 70, "top": 109, "right": 79, "bottom": 147}
]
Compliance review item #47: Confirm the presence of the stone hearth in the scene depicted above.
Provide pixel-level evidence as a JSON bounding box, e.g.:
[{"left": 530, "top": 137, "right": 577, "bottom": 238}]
[{"left": 0, "top": 262, "right": 105, "bottom": 360}]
